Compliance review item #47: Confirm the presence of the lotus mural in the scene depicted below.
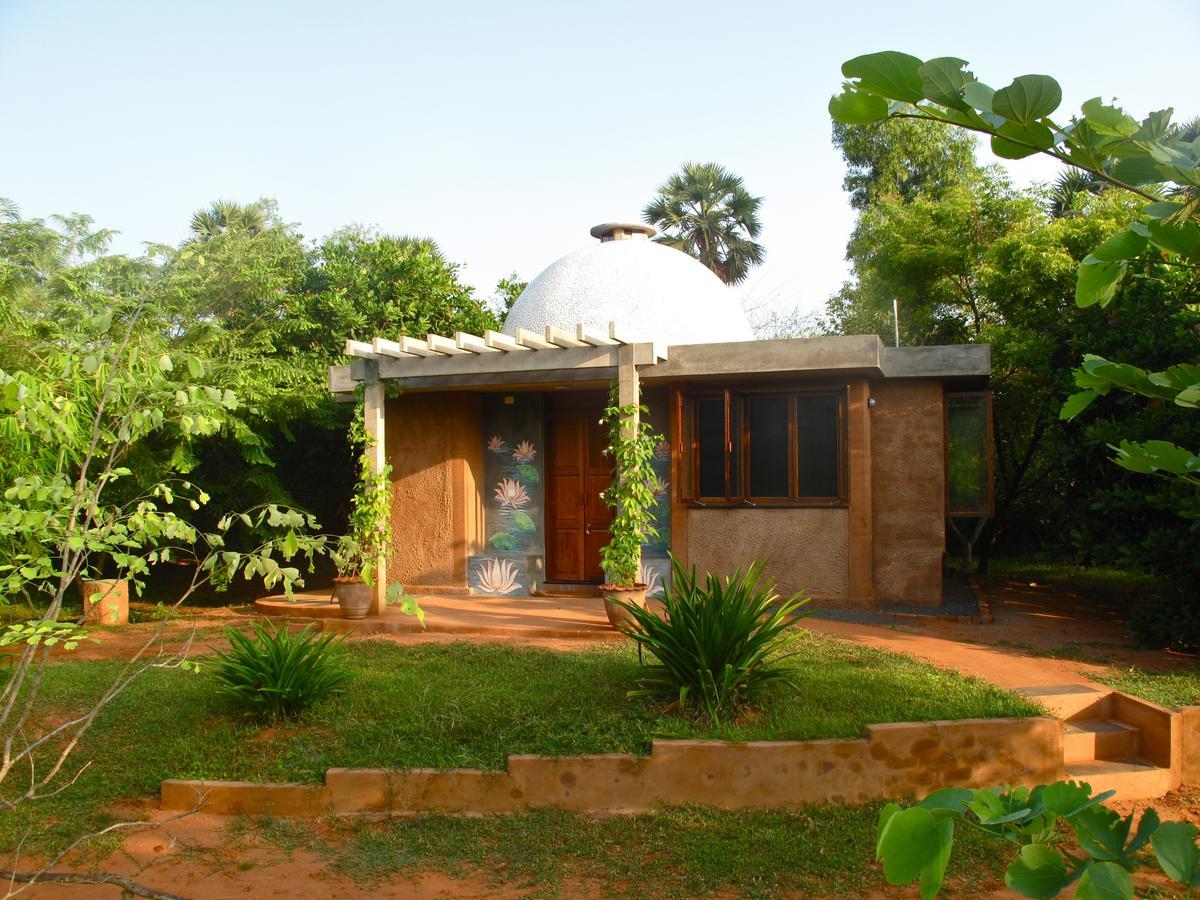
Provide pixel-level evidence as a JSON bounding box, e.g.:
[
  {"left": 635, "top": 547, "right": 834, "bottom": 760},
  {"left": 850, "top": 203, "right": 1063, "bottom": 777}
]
[
  {"left": 494, "top": 477, "right": 531, "bottom": 509},
  {"left": 474, "top": 557, "right": 521, "bottom": 594},
  {"left": 487, "top": 435, "right": 508, "bottom": 453},
  {"left": 639, "top": 561, "right": 664, "bottom": 598},
  {"left": 512, "top": 440, "right": 536, "bottom": 463}
]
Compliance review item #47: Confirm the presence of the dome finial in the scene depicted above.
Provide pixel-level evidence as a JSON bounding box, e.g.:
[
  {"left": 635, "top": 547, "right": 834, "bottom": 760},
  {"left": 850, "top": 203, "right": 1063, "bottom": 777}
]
[{"left": 589, "top": 222, "right": 656, "bottom": 242}]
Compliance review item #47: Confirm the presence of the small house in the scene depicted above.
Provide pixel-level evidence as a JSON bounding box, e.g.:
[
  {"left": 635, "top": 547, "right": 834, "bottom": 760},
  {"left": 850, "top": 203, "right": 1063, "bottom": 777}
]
[{"left": 329, "top": 223, "right": 991, "bottom": 614}]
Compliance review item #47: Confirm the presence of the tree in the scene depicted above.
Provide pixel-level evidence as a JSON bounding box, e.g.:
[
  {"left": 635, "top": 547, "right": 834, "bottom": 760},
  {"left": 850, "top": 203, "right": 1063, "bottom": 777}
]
[
  {"left": 0, "top": 310, "right": 330, "bottom": 896},
  {"left": 186, "top": 198, "right": 271, "bottom": 242},
  {"left": 830, "top": 52, "right": 1200, "bottom": 645},
  {"left": 829, "top": 52, "right": 1200, "bottom": 487},
  {"left": 642, "top": 162, "right": 765, "bottom": 285},
  {"left": 491, "top": 272, "right": 526, "bottom": 317},
  {"left": 839, "top": 174, "right": 1037, "bottom": 343},
  {"left": 1046, "top": 169, "right": 1104, "bottom": 219},
  {"left": 298, "top": 227, "right": 499, "bottom": 349},
  {"left": 833, "top": 117, "right": 978, "bottom": 210}
]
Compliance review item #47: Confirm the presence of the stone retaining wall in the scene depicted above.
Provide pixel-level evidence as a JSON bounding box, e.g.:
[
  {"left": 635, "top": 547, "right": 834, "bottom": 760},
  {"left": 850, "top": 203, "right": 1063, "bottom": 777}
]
[
  {"left": 1182, "top": 706, "right": 1200, "bottom": 785},
  {"left": 162, "top": 716, "right": 1063, "bottom": 817}
]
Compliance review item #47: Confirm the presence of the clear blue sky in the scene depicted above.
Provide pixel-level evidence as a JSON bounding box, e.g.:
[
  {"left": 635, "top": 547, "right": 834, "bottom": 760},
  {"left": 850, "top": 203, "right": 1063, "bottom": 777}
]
[{"left": 3, "top": 0, "right": 1197, "bottom": 321}]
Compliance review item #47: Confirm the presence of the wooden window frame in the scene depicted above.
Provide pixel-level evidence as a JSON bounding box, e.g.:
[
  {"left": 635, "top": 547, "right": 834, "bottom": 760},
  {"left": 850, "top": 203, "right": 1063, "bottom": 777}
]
[
  {"left": 679, "top": 384, "right": 848, "bottom": 508},
  {"left": 944, "top": 390, "right": 995, "bottom": 517}
]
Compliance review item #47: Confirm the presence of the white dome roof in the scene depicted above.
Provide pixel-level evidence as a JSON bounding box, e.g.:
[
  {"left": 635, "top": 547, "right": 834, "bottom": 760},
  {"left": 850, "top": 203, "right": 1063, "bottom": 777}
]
[{"left": 502, "top": 225, "right": 754, "bottom": 345}]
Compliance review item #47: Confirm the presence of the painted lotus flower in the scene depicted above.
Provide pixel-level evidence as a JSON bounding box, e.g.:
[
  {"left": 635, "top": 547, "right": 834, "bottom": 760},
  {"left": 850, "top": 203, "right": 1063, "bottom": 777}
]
[
  {"left": 476, "top": 557, "right": 520, "bottom": 594},
  {"left": 494, "top": 478, "right": 531, "bottom": 508},
  {"left": 654, "top": 440, "right": 670, "bottom": 460},
  {"left": 512, "top": 440, "right": 536, "bottom": 463},
  {"left": 487, "top": 435, "right": 507, "bottom": 453},
  {"left": 639, "top": 562, "right": 664, "bottom": 598}
]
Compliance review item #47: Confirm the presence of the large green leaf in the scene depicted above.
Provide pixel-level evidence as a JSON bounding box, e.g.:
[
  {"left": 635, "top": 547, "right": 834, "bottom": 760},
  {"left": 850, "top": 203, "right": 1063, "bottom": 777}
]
[
  {"left": 1089, "top": 228, "right": 1148, "bottom": 262},
  {"left": 1061, "top": 389, "right": 1099, "bottom": 421},
  {"left": 992, "top": 121, "right": 1054, "bottom": 158},
  {"left": 992, "top": 75, "right": 1062, "bottom": 124},
  {"left": 511, "top": 510, "right": 536, "bottom": 532},
  {"left": 1075, "top": 861, "right": 1133, "bottom": 900},
  {"left": 1082, "top": 97, "right": 1140, "bottom": 137},
  {"left": 919, "top": 818, "right": 955, "bottom": 900},
  {"left": 1043, "top": 780, "right": 1098, "bottom": 817},
  {"left": 1005, "top": 843, "right": 1070, "bottom": 898},
  {"left": 1112, "top": 440, "right": 1200, "bottom": 478},
  {"left": 1144, "top": 219, "right": 1200, "bottom": 261},
  {"left": 829, "top": 89, "right": 889, "bottom": 125},
  {"left": 842, "top": 51, "right": 925, "bottom": 103},
  {"left": 962, "top": 81, "right": 996, "bottom": 114},
  {"left": 917, "top": 787, "right": 973, "bottom": 813},
  {"left": 1151, "top": 821, "right": 1200, "bottom": 887},
  {"left": 917, "top": 57, "right": 974, "bottom": 110},
  {"left": 876, "top": 806, "right": 939, "bottom": 884},
  {"left": 1076, "top": 257, "right": 1125, "bottom": 307},
  {"left": 1110, "top": 154, "right": 1167, "bottom": 186}
]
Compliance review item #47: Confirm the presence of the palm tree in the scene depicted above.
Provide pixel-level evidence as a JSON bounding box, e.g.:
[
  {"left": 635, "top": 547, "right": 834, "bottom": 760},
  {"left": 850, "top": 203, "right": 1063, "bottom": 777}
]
[
  {"left": 642, "top": 162, "right": 765, "bottom": 285},
  {"left": 187, "top": 199, "right": 270, "bottom": 242},
  {"left": 1046, "top": 169, "right": 1104, "bottom": 219}
]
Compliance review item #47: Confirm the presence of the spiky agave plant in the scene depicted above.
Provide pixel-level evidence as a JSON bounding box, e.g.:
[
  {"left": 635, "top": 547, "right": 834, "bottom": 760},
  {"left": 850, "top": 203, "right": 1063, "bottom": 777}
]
[
  {"left": 615, "top": 556, "right": 808, "bottom": 723},
  {"left": 212, "top": 621, "right": 352, "bottom": 721}
]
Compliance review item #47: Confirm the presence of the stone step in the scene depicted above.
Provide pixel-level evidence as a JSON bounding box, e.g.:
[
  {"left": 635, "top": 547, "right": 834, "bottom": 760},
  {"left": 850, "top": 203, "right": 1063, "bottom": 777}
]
[
  {"left": 1062, "top": 719, "right": 1140, "bottom": 764},
  {"left": 1013, "top": 683, "right": 1112, "bottom": 719},
  {"left": 1065, "top": 759, "right": 1176, "bottom": 802}
]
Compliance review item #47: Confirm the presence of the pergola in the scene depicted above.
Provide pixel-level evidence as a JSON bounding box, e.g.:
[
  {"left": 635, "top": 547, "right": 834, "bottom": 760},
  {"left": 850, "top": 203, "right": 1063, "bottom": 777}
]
[{"left": 336, "top": 322, "right": 666, "bottom": 613}]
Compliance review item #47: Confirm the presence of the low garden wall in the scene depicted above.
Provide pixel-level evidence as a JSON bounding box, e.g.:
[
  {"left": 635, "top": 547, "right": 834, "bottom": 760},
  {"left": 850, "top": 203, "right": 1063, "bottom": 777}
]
[
  {"left": 1182, "top": 706, "right": 1200, "bottom": 785},
  {"left": 162, "top": 716, "right": 1063, "bottom": 816}
]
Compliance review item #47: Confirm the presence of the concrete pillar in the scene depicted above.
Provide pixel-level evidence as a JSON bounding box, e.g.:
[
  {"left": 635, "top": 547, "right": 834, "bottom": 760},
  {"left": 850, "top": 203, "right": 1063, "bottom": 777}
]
[
  {"left": 363, "top": 366, "right": 388, "bottom": 615},
  {"left": 846, "top": 378, "right": 874, "bottom": 605},
  {"left": 617, "top": 345, "right": 642, "bottom": 581}
]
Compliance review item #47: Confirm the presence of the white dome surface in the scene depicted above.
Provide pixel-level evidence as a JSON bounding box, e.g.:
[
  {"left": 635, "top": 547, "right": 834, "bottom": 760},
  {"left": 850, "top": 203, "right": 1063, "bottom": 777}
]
[{"left": 502, "top": 236, "right": 754, "bottom": 345}]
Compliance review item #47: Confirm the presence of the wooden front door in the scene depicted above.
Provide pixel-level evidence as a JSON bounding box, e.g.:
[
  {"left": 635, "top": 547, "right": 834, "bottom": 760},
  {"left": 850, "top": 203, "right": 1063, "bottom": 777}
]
[{"left": 547, "top": 407, "right": 612, "bottom": 582}]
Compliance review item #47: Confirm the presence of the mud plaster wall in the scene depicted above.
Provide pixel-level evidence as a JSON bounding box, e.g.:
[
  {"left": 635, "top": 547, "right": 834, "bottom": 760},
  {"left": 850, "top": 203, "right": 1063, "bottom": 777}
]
[
  {"left": 871, "top": 379, "right": 945, "bottom": 605},
  {"left": 385, "top": 392, "right": 482, "bottom": 590},
  {"left": 686, "top": 508, "right": 848, "bottom": 600},
  {"left": 162, "top": 716, "right": 1065, "bottom": 816},
  {"left": 1182, "top": 707, "right": 1200, "bottom": 785}
]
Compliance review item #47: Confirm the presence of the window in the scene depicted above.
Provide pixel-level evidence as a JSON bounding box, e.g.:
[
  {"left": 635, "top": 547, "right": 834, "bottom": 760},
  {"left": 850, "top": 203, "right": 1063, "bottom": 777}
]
[
  {"left": 945, "top": 392, "right": 993, "bottom": 516},
  {"left": 681, "top": 387, "right": 847, "bottom": 506}
]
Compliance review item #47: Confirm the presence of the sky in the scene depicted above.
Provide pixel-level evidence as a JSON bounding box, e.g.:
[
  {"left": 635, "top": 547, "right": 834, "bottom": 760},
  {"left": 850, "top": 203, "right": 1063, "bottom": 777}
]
[{"left": 3, "top": 0, "right": 1198, "bottom": 322}]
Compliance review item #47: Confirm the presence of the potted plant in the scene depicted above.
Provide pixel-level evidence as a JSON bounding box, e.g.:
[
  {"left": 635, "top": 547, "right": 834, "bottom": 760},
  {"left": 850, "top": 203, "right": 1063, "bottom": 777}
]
[
  {"left": 598, "top": 384, "right": 663, "bottom": 630},
  {"left": 330, "top": 402, "right": 393, "bottom": 619}
]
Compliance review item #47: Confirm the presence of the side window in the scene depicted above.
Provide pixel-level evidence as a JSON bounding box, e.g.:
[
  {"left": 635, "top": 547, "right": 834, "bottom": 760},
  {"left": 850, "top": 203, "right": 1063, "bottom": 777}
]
[{"left": 945, "top": 392, "right": 993, "bottom": 516}]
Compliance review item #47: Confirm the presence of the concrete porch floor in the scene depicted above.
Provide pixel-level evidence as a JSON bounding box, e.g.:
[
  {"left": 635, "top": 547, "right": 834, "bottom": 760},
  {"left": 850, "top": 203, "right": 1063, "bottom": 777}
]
[{"left": 254, "top": 593, "right": 625, "bottom": 640}]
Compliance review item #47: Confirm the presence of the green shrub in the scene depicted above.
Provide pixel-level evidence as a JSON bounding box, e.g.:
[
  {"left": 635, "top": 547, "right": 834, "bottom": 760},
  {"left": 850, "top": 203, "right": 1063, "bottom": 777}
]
[
  {"left": 615, "top": 557, "right": 808, "bottom": 723},
  {"left": 875, "top": 780, "right": 1200, "bottom": 899},
  {"left": 212, "top": 621, "right": 351, "bottom": 720}
]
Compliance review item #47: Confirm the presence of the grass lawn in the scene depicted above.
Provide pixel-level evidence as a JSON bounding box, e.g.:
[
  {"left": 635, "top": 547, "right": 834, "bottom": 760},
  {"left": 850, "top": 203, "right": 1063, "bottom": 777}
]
[
  {"left": 234, "top": 804, "right": 1011, "bottom": 897},
  {"left": 1, "top": 630, "right": 1039, "bottom": 857},
  {"left": 1090, "top": 665, "right": 1200, "bottom": 708},
  {"left": 986, "top": 558, "right": 1165, "bottom": 595}
]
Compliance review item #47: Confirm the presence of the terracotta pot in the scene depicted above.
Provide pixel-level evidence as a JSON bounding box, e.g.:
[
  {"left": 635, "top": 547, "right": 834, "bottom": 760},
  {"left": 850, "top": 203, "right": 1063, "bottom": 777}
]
[
  {"left": 81, "top": 579, "right": 129, "bottom": 626},
  {"left": 602, "top": 583, "right": 648, "bottom": 630},
  {"left": 333, "top": 577, "right": 372, "bottom": 619}
]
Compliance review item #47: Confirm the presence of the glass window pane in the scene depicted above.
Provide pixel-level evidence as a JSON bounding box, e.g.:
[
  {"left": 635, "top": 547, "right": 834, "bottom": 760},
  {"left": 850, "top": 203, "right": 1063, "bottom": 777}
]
[
  {"left": 747, "top": 394, "right": 789, "bottom": 498},
  {"left": 947, "top": 394, "right": 991, "bottom": 514},
  {"left": 696, "top": 396, "right": 726, "bottom": 497},
  {"left": 729, "top": 396, "right": 742, "bottom": 499},
  {"left": 797, "top": 395, "right": 840, "bottom": 498}
]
